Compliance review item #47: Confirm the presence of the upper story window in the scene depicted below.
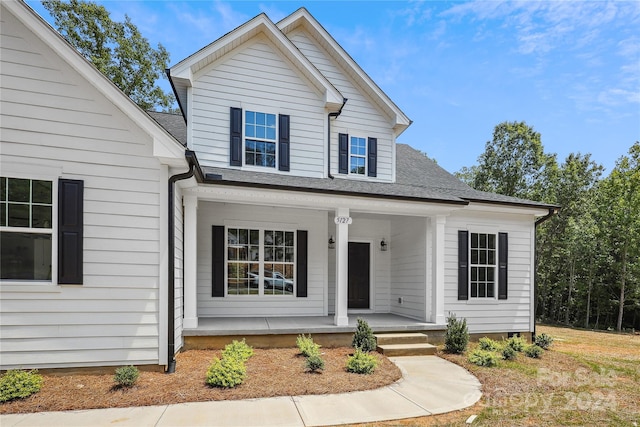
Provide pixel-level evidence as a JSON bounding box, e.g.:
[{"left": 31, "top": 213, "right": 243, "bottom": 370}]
[
  {"left": 245, "top": 111, "right": 277, "bottom": 168},
  {"left": 350, "top": 137, "right": 366, "bottom": 175},
  {"left": 338, "top": 133, "right": 377, "bottom": 177},
  {"left": 230, "top": 107, "right": 290, "bottom": 172},
  {"left": 0, "top": 177, "right": 53, "bottom": 280}
]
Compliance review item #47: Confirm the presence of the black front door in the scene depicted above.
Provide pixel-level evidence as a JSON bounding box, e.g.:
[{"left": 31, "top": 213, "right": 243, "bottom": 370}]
[{"left": 348, "top": 242, "right": 370, "bottom": 309}]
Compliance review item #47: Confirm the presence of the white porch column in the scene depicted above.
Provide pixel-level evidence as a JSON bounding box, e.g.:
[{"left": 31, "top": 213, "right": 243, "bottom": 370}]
[
  {"left": 334, "top": 207, "right": 350, "bottom": 326},
  {"left": 432, "top": 215, "right": 447, "bottom": 325},
  {"left": 183, "top": 194, "right": 198, "bottom": 329}
]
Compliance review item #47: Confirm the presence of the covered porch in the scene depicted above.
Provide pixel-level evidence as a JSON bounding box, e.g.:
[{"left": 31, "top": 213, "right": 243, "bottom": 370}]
[{"left": 182, "top": 313, "right": 447, "bottom": 349}]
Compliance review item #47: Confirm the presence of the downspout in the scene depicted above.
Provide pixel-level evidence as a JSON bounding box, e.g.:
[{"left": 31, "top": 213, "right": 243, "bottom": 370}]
[
  {"left": 533, "top": 207, "right": 559, "bottom": 339},
  {"left": 327, "top": 98, "right": 348, "bottom": 179},
  {"left": 166, "top": 151, "right": 198, "bottom": 373}
]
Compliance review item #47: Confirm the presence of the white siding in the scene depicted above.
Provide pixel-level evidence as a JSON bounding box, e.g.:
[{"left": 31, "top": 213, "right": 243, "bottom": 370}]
[
  {"left": 327, "top": 215, "right": 391, "bottom": 314},
  {"left": 390, "top": 217, "right": 427, "bottom": 320},
  {"left": 196, "top": 202, "right": 328, "bottom": 316},
  {"left": 288, "top": 30, "right": 395, "bottom": 182},
  {"left": 191, "top": 35, "right": 326, "bottom": 177},
  {"left": 173, "top": 186, "right": 184, "bottom": 352},
  {"left": 443, "top": 211, "right": 535, "bottom": 333},
  {"left": 0, "top": 8, "right": 163, "bottom": 369}
]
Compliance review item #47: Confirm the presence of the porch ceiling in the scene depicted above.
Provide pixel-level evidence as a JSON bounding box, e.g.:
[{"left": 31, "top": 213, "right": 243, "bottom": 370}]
[{"left": 183, "top": 313, "right": 444, "bottom": 336}]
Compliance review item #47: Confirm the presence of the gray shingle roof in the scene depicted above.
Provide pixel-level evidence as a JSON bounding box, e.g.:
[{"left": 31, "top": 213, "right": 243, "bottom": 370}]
[{"left": 150, "top": 112, "right": 555, "bottom": 209}]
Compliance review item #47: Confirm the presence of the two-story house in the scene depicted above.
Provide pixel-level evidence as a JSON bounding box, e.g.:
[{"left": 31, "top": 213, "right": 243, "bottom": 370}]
[{"left": 0, "top": 2, "right": 556, "bottom": 372}]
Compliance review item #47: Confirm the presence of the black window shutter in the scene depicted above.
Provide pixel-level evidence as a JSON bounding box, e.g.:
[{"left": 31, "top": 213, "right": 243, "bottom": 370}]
[
  {"left": 338, "top": 133, "right": 348, "bottom": 174},
  {"left": 58, "top": 179, "right": 83, "bottom": 284},
  {"left": 458, "top": 230, "right": 469, "bottom": 300},
  {"left": 212, "top": 226, "right": 225, "bottom": 297},
  {"left": 498, "top": 232, "right": 508, "bottom": 300},
  {"left": 230, "top": 107, "right": 242, "bottom": 166},
  {"left": 278, "top": 114, "right": 290, "bottom": 171},
  {"left": 296, "top": 230, "right": 308, "bottom": 297},
  {"left": 367, "top": 137, "right": 377, "bottom": 177}
]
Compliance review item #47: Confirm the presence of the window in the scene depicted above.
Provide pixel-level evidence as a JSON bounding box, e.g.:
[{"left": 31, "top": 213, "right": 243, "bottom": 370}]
[
  {"left": 470, "top": 233, "right": 496, "bottom": 298},
  {"left": 350, "top": 136, "right": 366, "bottom": 175},
  {"left": 0, "top": 177, "right": 53, "bottom": 280},
  {"left": 245, "top": 111, "right": 276, "bottom": 168},
  {"left": 226, "top": 228, "right": 295, "bottom": 296}
]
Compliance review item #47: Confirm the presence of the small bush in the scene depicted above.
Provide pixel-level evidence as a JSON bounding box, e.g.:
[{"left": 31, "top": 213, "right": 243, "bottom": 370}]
[
  {"left": 206, "top": 356, "right": 247, "bottom": 388},
  {"left": 506, "top": 335, "right": 527, "bottom": 352},
  {"left": 501, "top": 345, "right": 517, "bottom": 361},
  {"left": 352, "top": 318, "right": 377, "bottom": 353},
  {"left": 468, "top": 349, "right": 499, "bottom": 367},
  {"left": 478, "top": 337, "right": 500, "bottom": 352},
  {"left": 0, "top": 370, "right": 43, "bottom": 403},
  {"left": 222, "top": 339, "right": 254, "bottom": 362},
  {"left": 444, "top": 313, "right": 469, "bottom": 354},
  {"left": 534, "top": 333, "right": 554, "bottom": 350},
  {"left": 296, "top": 334, "right": 321, "bottom": 357},
  {"left": 524, "top": 344, "right": 544, "bottom": 359},
  {"left": 305, "top": 354, "right": 325, "bottom": 372},
  {"left": 346, "top": 347, "right": 378, "bottom": 374},
  {"left": 114, "top": 365, "right": 139, "bottom": 388}
]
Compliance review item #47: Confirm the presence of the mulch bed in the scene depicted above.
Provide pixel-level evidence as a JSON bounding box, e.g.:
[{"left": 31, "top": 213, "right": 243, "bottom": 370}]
[{"left": 1, "top": 347, "right": 401, "bottom": 414}]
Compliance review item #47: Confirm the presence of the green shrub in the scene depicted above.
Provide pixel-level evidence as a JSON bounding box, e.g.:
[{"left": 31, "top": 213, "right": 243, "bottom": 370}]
[
  {"left": 506, "top": 335, "right": 527, "bottom": 352},
  {"left": 206, "top": 356, "right": 247, "bottom": 388},
  {"left": 352, "top": 318, "right": 377, "bottom": 353},
  {"left": 346, "top": 347, "right": 378, "bottom": 374},
  {"left": 114, "top": 365, "right": 139, "bottom": 388},
  {"left": 305, "top": 354, "right": 325, "bottom": 372},
  {"left": 296, "top": 334, "right": 321, "bottom": 357},
  {"left": 468, "top": 349, "right": 499, "bottom": 367},
  {"left": 222, "top": 339, "right": 254, "bottom": 362},
  {"left": 524, "top": 344, "right": 543, "bottom": 359},
  {"left": 0, "top": 370, "right": 43, "bottom": 403},
  {"left": 501, "top": 345, "right": 517, "bottom": 361},
  {"left": 534, "top": 333, "right": 554, "bottom": 350},
  {"left": 478, "top": 337, "right": 500, "bottom": 352},
  {"left": 444, "top": 313, "right": 469, "bottom": 354}
]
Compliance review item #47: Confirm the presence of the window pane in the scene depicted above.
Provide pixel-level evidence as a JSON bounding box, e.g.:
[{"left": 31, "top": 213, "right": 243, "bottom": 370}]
[
  {"left": 285, "top": 247, "right": 294, "bottom": 263},
  {"left": 488, "top": 234, "right": 496, "bottom": 249},
  {"left": 488, "top": 250, "right": 495, "bottom": 265},
  {"left": 471, "top": 267, "right": 477, "bottom": 281},
  {"left": 256, "top": 112, "right": 266, "bottom": 125},
  {"left": 266, "top": 114, "right": 276, "bottom": 127},
  {"left": 487, "top": 283, "right": 495, "bottom": 298},
  {"left": 479, "top": 250, "right": 487, "bottom": 264},
  {"left": 471, "top": 282, "right": 477, "bottom": 298},
  {"left": 478, "top": 283, "right": 486, "bottom": 297},
  {"left": 245, "top": 111, "right": 255, "bottom": 124},
  {"left": 471, "top": 233, "right": 478, "bottom": 248},
  {"left": 285, "top": 232, "right": 294, "bottom": 246},
  {"left": 228, "top": 228, "right": 238, "bottom": 244},
  {"left": 256, "top": 126, "right": 266, "bottom": 139},
  {"left": 32, "top": 180, "right": 52, "bottom": 204},
  {"left": 471, "top": 249, "right": 478, "bottom": 264},
  {"left": 275, "top": 231, "right": 283, "bottom": 246},
  {"left": 8, "top": 203, "right": 29, "bottom": 227},
  {"left": 246, "top": 124, "right": 255, "bottom": 138},
  {"left": 0, "top": 232, "right": 52, "bottom": 280},
  {"left": 266, "top": 127, "right": 276, "bottom": 140},
  {"left": 250, "top": 229, "right": 259, "bottom": 244},
  {"left": 264, "top": 230, "right": 273, "bottom": 245},
  {"left": 479, "top": 233, "right": 486, "bottom": 248},
  {"left": 487, "top": 267, "right": 495, "bottom": 281},
  {"left": 32, "top": 205, "right": 52, "bottom": 229},
  {"left": 265, "top": 247, "right": 274, "bottom": 262},
  {"left": 245, "top": 153, "right": 255, "bottom": 165},
  {"left": 0, "top": 177, "right": 6, "bottom": 201},
  {"left": 0, "top": 202, "right": 5, "bottom": 227},
  {"left": 8, "top": 178, "right": 29, "bottom": 203}
]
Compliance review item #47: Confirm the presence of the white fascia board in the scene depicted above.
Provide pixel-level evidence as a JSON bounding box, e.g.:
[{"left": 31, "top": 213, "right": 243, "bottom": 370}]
[
  {"left": 189, "top": 185, "right": 464, "bottom": 217},
  {"left": 169, "top": 14, "right": 343, "bottom": 109},
  {"left": 464, "top": 201, "right": 552, "bottom": 217},
  {"left": 8, "top": 1, "right": 186, "bottom": 167},
  {"left": 278, "top": 8, "right": 411, "bottom": 134}
]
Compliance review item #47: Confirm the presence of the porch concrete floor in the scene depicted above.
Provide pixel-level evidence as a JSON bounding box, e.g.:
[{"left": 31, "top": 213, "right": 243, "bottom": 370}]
[{"left": 184, "top": 313, "right": 445, "bottom": 336}]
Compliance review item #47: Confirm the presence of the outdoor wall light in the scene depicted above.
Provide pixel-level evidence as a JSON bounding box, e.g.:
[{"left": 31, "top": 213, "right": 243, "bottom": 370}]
[
  {"left": 380, "top": 238, "right": 388, "bottom": 251},
  {"left": 328, "top": 236, "right": 335, "bottom": 249}
]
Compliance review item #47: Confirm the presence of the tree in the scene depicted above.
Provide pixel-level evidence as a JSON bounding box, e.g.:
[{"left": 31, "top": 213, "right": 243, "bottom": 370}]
[
  {"left": 42, "top": 0, "right": 175, "bottom": 111},
  {"left": 597, "top": 142, "right": 640, "bottom": 331},
  {"left": 458, "top": 121, "right": 557, "bottom": 201}
]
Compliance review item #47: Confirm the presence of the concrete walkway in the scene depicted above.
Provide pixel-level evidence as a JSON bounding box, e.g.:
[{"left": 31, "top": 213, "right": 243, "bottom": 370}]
[{"left": 0, "top": 356, "right": 482, "bottom": 427}]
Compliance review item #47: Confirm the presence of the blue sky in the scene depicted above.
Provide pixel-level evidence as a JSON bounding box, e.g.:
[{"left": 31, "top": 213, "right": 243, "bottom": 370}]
[{"left": 27, "top": 0, "right": 640, "bottom": 175}]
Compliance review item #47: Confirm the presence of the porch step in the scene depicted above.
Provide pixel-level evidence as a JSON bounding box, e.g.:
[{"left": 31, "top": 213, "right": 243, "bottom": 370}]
[
  {"left": 375, "top": 333, "right": 430, "bottom": 345},
  {"left": 375, "top": 333, "right": 437, "bottom": 356},
  {"left": 377, "top": 343, "right": 437, "bottom": 356}
]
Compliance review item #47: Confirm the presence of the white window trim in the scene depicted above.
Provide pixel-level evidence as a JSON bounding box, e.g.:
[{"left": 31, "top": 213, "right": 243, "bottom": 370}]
[
  {"left": 224, "top": 226, "right": 296, "bottom": 298},
  {"left": 467, "top": 228, "right": 500, "bottom": 302},
  {"left": 242, "top": 109, "right": 278, "bottom": 170},
  {"left": 0, "top": 173, "right": 59, "bottom": 287},
  {"left": 348, "top": 136, "right": 367, "bottom": 176}
]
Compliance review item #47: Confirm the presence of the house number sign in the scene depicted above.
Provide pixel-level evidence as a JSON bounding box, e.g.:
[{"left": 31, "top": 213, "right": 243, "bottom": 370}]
[{"left": 334, "top": 216, "right": 352, "bottom": 225}]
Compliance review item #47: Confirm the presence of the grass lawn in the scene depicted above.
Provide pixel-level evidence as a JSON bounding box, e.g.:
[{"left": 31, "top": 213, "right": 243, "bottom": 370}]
[{"left": 354, "top": 324, "right": 639, "bottom": 427}]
